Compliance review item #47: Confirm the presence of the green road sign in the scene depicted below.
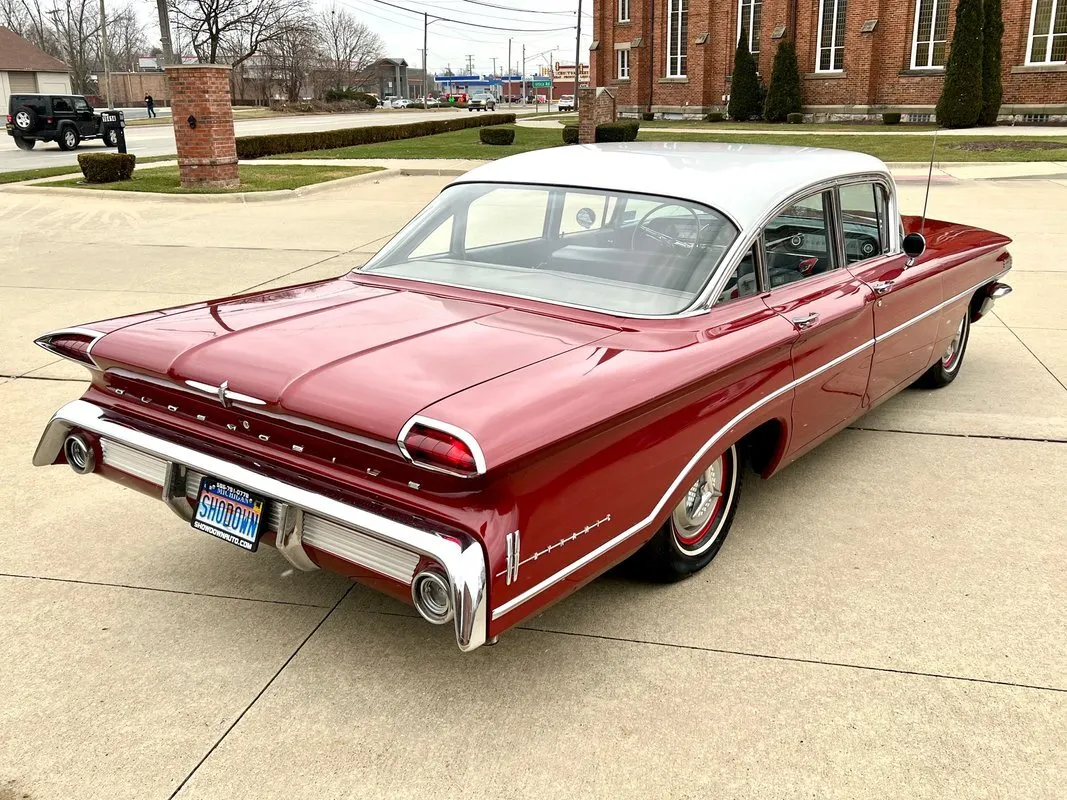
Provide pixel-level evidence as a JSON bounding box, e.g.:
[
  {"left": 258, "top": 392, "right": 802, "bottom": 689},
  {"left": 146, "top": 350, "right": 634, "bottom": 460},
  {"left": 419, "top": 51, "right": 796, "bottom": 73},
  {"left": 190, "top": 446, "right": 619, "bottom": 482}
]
[{"left": 531, "top": 79, "right": 552, "bottom": 88}]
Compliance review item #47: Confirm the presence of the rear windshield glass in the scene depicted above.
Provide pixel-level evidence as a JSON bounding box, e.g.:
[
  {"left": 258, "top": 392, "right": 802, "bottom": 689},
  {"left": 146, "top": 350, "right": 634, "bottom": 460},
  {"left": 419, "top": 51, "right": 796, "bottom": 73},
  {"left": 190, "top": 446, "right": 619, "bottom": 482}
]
[{"left": 360, "top": 183, "right": 739, "bottom": 316}]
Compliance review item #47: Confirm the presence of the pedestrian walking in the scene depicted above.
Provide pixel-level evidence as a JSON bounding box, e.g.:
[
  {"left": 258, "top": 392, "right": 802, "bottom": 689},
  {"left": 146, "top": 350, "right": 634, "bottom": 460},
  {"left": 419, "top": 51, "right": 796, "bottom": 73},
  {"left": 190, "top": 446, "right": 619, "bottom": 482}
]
[{"left": 145, "top": 94, "right": 156, "bottom": 119}]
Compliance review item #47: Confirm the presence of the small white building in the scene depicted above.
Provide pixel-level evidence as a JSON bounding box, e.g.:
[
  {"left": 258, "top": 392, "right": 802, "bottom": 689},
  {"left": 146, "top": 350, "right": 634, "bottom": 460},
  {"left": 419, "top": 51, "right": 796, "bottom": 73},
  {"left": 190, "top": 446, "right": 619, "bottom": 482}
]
[{"left": 0, "top": 26, "right": 72, "bottom": 111}]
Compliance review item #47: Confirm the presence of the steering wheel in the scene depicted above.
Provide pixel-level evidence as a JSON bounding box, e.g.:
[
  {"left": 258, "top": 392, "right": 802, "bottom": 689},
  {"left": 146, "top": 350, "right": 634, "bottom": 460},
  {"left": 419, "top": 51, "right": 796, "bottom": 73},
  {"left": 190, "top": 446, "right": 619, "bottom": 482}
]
[
  {"left": 765, "top": 231, "right": 805, "bottom": 250},
  {"left": 631, "top": 203, "right": 701, "bottom": 254}
]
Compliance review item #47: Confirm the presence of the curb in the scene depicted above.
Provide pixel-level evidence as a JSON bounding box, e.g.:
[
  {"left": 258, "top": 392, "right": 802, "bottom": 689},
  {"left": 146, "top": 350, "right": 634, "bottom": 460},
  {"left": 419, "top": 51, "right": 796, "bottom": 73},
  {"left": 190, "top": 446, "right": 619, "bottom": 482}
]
[{"left": 0, "top": 166, "right": 446, "bottom": 202}]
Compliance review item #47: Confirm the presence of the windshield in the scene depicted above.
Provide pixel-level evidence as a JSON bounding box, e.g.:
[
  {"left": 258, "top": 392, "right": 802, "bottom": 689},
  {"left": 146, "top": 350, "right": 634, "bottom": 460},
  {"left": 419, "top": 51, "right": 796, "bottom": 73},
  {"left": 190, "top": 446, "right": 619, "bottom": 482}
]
[{"left": 360, "top": 183, "right": 739, "bottom": 316}]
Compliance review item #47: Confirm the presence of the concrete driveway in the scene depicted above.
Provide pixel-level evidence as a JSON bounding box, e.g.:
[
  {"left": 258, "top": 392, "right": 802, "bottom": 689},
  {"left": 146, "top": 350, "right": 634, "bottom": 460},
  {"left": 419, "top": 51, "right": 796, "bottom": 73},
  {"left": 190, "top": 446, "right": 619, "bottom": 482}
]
[{"left": 0, "top": 172, "right": 1064, "bottom": 799}]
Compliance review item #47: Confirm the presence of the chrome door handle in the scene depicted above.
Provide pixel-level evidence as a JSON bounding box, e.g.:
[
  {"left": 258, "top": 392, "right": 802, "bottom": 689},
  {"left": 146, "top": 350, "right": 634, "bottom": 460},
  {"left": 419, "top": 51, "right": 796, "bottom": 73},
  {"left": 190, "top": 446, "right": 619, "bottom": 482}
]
[
  {"left": 871, "top": 280, "right": 894, "bottom": 294},
  {"left": 791, "top": 312, "right": 820, "bottom": 329}
]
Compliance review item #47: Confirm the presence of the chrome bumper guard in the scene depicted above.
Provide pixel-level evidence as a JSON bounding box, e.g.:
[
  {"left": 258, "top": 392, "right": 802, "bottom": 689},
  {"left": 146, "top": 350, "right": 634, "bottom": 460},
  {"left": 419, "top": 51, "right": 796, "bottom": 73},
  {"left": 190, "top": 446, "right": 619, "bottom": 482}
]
[
  {"left": 978, "top": 282, "right": 1012, "bottom": 318},
  {"left": 33, "top": 400, "right": 489, "bottom": 652}
]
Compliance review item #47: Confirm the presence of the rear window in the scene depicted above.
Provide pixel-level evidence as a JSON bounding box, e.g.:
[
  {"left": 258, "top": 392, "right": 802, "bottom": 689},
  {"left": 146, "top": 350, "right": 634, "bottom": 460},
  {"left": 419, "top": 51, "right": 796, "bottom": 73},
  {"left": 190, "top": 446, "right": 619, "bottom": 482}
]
[
  {"left": 10, "top": 95, "right": 47, "bottom": 114},
  {"left": 361, "top": 182, "right": 739, "bottom": 316}
]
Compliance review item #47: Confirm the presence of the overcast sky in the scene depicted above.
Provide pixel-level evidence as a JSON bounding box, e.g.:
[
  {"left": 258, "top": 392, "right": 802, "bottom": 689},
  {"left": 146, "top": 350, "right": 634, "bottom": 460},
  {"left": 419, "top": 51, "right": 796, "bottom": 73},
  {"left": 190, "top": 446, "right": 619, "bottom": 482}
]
[{"left": 143, "top": 0, "right": 593, "bottom": 78}]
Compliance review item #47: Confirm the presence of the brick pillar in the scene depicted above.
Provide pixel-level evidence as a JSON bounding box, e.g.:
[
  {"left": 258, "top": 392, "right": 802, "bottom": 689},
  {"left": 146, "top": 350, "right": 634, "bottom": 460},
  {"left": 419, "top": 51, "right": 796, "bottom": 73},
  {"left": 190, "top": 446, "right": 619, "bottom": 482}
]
[
  {"left": 165, "top": 65, "right": 239, "bottom": 189},
  {"left": 578, "top": 87, "right": 617, "bottom": 144}
]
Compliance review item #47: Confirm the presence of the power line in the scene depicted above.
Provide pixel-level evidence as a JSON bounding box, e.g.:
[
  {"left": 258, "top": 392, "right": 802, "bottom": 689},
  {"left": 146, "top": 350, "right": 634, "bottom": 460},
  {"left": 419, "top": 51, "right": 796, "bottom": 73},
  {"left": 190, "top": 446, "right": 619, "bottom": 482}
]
[
  {"left": 445, "top": 0, "right": 579, "bottom": 15},
  {"left": 363, "top": 0, "right": 575, "bottom": 32}
]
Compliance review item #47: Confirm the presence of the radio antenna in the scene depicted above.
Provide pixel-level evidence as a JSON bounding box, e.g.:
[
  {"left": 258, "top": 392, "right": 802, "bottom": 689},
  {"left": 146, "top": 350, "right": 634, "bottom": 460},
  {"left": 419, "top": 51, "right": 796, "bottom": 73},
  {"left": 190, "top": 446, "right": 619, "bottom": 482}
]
[{"left": 919, "top": 127, "right": 940, "bottom": 236}]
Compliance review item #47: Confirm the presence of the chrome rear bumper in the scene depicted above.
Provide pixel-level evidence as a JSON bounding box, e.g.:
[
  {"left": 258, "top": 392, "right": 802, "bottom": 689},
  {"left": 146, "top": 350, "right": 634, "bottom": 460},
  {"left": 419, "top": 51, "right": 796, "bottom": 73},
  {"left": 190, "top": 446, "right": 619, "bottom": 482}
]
[
  {"left": 33, "top": 400, "right": 489, "bottom": 651},
  {"left": 977, "top": 281, "right": 1012, "bottom": 319}
]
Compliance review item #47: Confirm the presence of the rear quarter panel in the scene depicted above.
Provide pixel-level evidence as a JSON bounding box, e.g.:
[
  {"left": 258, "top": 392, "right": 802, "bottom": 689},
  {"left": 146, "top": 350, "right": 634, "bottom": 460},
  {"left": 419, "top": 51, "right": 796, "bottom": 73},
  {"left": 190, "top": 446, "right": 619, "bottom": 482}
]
[{"left": 421, "top": 297, "right": 799, "bottom": 634}]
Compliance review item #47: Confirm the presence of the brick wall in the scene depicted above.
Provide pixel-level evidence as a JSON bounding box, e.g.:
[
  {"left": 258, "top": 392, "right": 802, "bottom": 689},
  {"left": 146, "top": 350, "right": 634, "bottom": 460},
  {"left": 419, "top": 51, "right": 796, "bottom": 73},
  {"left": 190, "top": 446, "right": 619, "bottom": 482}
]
[
  {"left": 593, "top": 0, "right": 1067, "bottom": 118},
  {"left": 165, "top": 65, "right": 239, "bottom": 189}
]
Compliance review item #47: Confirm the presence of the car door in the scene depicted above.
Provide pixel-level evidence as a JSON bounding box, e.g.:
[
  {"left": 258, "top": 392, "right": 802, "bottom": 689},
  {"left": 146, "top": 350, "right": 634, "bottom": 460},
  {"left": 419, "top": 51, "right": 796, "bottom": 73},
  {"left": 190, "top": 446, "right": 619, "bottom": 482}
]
[
  {"left": 840, "top": 181, "right": 944, "bottom": 406},
  {"left": 72, "top": 96, "right": 98, "bottom": 136},
  {"left": 760, "top": 188, "right": 876, "bottom": 459}
]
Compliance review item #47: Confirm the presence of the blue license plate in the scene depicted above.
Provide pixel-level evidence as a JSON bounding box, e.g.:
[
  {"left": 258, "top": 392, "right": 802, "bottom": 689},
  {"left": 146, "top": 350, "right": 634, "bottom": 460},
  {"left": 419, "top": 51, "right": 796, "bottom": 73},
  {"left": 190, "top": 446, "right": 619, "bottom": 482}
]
[{"left": 192, "top": 477, "right": 266, "bottom": 551}]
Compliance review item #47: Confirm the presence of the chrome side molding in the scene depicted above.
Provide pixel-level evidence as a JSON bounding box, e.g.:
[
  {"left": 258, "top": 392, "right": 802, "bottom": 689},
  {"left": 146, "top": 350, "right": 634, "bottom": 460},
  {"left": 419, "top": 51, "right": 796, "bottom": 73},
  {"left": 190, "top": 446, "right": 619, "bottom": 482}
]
[{"left": 33, "top": 400, "right": 489, "bottom": 652}]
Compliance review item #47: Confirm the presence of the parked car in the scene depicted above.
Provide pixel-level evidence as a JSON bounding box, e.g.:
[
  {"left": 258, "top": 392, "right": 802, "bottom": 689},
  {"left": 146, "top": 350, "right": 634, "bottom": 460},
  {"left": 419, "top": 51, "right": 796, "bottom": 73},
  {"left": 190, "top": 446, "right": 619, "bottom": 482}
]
[
  {"left": 6, "top": 93, "right": 122, "bottom": 151},
  {"left": 391, "top": 98, "right": 411, "bottom": 109},
  {"left": 381, "top": 95, "right": 398, "bottom": 107},
  {"left": 32, "top": 143, "right": 1012, "bottom": 652},
  {"left": 468, "top": 92, "right": 497, "bottom": 111},
  {"left": 558, "top": 94, "right": 575, "bottom": 112},
  {"left": 424, "top": 97, "right": 441, "bottom": 107}
]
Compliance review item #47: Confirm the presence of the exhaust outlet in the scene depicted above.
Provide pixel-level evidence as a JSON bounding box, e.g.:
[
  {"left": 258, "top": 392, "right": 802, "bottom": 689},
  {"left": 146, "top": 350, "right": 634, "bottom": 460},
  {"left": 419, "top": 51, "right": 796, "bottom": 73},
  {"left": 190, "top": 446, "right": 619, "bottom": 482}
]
[{"left": 63, "top": 433, "right": 95, "bottom": 475}]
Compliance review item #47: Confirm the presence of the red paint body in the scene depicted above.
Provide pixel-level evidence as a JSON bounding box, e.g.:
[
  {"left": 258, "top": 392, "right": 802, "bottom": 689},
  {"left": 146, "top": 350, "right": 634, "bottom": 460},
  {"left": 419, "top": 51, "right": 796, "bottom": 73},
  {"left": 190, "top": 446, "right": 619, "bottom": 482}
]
[{"left": 49, "top": 213, "right": 1010, "bottom": 641}]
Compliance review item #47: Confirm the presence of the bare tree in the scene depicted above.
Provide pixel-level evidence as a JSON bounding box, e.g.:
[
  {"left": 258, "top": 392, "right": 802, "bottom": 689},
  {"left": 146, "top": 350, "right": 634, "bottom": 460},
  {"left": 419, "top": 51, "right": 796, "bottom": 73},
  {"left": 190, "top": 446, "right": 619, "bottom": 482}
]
[
  {"left": 105, "top": 3, "right": 148, "bottom": 73},
  {"left": 317, "top": 4, "right": 381, "bottom": 92},
  {"left": 168, "top": 0, "right": 310, "bottom": 68},
  {"left": 261, "top": 20, "right": 317, "bottom": 101}
]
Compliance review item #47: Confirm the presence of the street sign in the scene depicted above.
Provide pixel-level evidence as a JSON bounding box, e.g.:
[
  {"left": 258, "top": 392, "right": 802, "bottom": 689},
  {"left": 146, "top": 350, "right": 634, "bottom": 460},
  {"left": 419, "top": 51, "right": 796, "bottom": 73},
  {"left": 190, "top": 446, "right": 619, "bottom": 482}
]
[{"left": 531, "top": 79, "right": 552, "bottom": 88}]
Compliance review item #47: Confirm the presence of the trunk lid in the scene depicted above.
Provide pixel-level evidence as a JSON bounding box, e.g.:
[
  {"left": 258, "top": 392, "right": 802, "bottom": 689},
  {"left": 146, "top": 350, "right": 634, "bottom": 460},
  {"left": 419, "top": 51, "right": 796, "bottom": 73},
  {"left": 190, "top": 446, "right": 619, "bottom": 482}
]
[{"left": 90, "top": 279, "right": 614, "bottom": 442}]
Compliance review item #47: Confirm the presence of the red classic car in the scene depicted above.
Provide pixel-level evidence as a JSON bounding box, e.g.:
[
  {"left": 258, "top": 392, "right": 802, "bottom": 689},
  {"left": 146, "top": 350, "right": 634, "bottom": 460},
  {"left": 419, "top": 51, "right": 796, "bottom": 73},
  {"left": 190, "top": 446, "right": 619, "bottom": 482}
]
[{"left": 33, "top": 143, "right": 1013, "bottom": 651}]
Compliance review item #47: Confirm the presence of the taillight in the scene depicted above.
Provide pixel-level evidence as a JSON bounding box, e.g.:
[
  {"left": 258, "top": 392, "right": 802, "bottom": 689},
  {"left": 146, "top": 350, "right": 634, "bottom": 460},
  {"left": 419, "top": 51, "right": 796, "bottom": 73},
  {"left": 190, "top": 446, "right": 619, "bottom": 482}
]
[
  {"left": 5, "top": 115, "right": 10, "bottom": 123},
  {"left": 400, "top": 420, "right": 484, "bottom": 477},
  {"left": 34, "top": 329, "right": 102, "bottom": 369}
]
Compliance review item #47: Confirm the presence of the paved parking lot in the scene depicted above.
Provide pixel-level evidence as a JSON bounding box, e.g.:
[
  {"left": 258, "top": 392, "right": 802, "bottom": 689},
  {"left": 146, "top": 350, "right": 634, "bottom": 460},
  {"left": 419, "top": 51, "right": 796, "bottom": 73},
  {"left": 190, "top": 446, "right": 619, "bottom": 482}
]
[{"left": 0, "top": 171, "right": 1064, "bottom": 799}]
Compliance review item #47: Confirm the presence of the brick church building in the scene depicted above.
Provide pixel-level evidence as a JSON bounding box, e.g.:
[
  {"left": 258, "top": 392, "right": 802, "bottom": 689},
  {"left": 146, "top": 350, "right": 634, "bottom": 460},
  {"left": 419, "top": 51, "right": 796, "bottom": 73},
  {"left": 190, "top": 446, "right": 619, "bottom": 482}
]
[{"left": 588, "top": 1, "right": 1067, "bottom": 119}]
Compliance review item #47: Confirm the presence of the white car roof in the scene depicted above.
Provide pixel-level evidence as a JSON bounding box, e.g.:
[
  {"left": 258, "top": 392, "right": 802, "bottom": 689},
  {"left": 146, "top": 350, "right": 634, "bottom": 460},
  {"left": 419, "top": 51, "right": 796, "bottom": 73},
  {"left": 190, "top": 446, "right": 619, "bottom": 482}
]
[{"left": 451, "top": 142, "right": 892, "bottom": 231}]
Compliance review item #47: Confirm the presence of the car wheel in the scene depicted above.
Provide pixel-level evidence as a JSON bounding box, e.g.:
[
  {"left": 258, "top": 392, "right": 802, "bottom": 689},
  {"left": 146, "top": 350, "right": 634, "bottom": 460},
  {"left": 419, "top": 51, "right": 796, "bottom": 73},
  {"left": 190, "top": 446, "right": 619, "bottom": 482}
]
[
  {"left": 13, "top": 136, "right": 35, "bottom": 150},
  {"left": 916, "top": 313, "right": 970, "bottom": 388},
  {"left": 57, "top": 127, "right": 80, "bottom": 151},
  {"left": 103, "top": 127, "right": 119, "bottom": 147},
  {"left": 634, "top": 444, "right": 743, "bottom": 582},
  {"left": 13, "top": 106, "right": 37, "bottom": 132}
]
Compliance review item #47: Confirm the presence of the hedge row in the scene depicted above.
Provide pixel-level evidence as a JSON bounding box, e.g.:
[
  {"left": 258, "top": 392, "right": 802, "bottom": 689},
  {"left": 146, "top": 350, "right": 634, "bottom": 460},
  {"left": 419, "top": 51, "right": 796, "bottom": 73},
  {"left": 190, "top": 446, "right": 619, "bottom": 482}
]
[
  {"left": 78, "top": 152, "right": 136, "bottom": 183},
  {"left": 236, "top": 113, "right": 517, "bottom": 158},
  {"left": 561, "top": 121, "right": 641, "bottom": 145}
]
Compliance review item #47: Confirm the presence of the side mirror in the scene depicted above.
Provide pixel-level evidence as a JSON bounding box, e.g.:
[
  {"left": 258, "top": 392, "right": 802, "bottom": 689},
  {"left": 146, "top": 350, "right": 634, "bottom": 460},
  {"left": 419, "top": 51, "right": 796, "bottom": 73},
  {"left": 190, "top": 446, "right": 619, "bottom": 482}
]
[{"left": 903, "top": 232, "right": 926, "bottom": 265}]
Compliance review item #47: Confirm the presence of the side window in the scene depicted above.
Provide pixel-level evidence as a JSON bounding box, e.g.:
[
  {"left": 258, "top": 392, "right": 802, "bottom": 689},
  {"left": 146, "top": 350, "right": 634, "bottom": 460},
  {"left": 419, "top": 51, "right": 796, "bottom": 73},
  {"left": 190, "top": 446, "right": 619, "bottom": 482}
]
[
  {"left": 839, "top": 182, "right": 888, "bottom": 264},
  {"left": 715, "top": 246, "right": 760, "bottom": 306},
  {"left": 73, "top": 98, "right": 91, "bottom": 112},
  {"left": 762, "top": 191, "right": 835, "bottom": 288},
  {"left": 52, "top": 97, "right": 73, "bottom": 112},
  {"left": 464, "top": 187, "right": 548, "bottom": 249},
  {"left": 559, "top": 191, "right": 617, "bottom": 236},
  {"left": 409, "top": 216, "right": 454, "bottom": 259}
]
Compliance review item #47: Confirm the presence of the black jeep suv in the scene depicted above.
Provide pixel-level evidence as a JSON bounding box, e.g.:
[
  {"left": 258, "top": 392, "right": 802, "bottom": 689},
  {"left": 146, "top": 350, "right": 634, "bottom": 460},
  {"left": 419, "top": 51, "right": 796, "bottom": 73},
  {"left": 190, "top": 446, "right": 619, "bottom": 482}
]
[{"left": 6, "top": 94, "right": 121, "bottom": 151}]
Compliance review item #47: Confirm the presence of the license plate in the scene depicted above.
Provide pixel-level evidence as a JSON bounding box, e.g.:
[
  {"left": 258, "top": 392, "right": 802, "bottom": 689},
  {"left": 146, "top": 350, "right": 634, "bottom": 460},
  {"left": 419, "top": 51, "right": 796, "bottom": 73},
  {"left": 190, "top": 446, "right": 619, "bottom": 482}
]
[{"left": 192, "top": 477, "right": 266, "bottom": 551}]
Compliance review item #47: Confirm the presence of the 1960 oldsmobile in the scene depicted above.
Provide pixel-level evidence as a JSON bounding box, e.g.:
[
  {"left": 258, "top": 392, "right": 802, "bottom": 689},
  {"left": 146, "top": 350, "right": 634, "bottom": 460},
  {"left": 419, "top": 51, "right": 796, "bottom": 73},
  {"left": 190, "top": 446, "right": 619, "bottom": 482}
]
[{"left": 33, "top": 143, "right": 1013, "bottom": 651}]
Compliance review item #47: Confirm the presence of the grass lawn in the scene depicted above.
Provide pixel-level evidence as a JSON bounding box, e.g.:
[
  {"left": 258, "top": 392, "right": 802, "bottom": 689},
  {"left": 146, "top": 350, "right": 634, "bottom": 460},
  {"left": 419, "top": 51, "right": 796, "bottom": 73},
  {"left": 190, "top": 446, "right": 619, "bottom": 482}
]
[
  {"left": 266, "top": 123, "right": 1067, "bottom": 163},
  {"left": 0, "top": 154, "right": 177, "bottom": 185},
  {"left": 272, "top": 126, "right": 564, "bottom": 160},
  {"left": 48, "top": 164, "right": 382, "bottom": 193}
]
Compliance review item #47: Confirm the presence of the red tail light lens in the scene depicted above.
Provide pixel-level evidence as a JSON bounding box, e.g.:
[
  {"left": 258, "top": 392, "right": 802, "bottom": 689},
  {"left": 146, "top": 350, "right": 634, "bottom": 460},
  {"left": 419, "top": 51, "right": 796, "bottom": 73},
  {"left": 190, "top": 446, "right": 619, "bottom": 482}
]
[
  {"left": 402, "top": 423, "right": 479, "bottom": 476},
  {"left": 35, "top": 332, "right": 99, "bottom": 368}
]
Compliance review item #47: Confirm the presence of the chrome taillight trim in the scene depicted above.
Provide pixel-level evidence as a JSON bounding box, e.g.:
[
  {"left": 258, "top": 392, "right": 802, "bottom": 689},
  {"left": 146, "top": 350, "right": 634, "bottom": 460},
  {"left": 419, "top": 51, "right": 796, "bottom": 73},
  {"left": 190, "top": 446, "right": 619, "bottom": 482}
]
[
  {"left": 396, "top": 415, "right": 487, "bottom": 478},
  {"left": 35, "top": 400, "right": 488, "bottom": 652},
  {"left": 33, "top": 326, "right": 104, "bottom": 370}
]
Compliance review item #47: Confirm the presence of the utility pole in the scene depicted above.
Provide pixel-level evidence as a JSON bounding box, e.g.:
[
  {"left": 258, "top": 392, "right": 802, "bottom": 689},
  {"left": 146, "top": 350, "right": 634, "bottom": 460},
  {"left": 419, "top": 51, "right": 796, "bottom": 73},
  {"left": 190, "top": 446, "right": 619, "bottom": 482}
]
[
  {"left": 466, "top": 54, "right": 475, "bottom": 75},
  {"left": 491, "top": 56, "right": 498, "bottom": 76},
  {"left": 573, "top": 0, "right": 582, "bottom": 111},
  {"left": 422, "top": 12, "right": 428, "bottom": 99},
  {"left": 155, "top": 0, "right": 175, "bottom": 65},
  {"left": 98, "top": 0, "right": 113, "bottom": 109},
  {"left": 507, "top": 38, "right": 511, "bottom": 103},
  {"left": 521, "top": 44, "right": 526, "bottom": 104}
]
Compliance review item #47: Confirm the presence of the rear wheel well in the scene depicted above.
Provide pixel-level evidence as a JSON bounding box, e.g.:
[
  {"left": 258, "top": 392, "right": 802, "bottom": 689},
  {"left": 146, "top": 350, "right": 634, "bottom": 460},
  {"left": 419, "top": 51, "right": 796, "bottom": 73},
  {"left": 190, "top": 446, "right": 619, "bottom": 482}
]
[{"left": 739, "top": 419, "right": 787, "bottom": 477}]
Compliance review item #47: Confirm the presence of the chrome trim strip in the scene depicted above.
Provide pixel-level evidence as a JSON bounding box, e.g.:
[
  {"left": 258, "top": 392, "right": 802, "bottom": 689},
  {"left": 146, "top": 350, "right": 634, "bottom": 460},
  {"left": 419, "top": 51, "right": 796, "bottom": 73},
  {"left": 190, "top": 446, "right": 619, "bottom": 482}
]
[
  {"left": 100, "top": 439, "right": 167, "bottom": 484},
  {"left": 33, "top": 401, "right": 488, "bottom": 652},
  {"left": 397, "top": 415, "right": 488, "bottom": 477},
  {"left": 504, "top": 530, "right": 520, "bottom": 585},
  {"left": 492, "top": 270, "right": 1008, "bottom": 620},
  {"left": 33, "top": 326, "right": 105, "bottom": 370}
]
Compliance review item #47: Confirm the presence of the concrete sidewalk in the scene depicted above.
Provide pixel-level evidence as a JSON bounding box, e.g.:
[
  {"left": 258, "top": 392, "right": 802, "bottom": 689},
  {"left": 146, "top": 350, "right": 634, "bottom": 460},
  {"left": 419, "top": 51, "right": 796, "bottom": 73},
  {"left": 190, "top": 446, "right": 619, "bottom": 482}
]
[{"left": 0, "top": 173, "right": 1064, "bottom": 799}]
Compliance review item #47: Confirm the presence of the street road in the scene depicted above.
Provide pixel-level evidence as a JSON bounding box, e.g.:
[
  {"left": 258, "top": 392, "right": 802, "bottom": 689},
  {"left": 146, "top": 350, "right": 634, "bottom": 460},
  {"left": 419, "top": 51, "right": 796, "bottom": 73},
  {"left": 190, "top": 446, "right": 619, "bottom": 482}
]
[{"left": 0, "top": 106, "right": 546, "bottom": 172}]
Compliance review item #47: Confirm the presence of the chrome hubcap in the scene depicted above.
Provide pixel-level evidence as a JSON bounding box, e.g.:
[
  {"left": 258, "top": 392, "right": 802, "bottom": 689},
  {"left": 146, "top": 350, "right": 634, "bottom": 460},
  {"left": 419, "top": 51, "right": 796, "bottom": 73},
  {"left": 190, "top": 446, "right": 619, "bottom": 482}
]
[
  {"left": 673, "top": 460, "right": 723, "bottom": 537},
  {"left": 66, "top": 132, "right": 75, "bottom": 145},
  {"left": 942, "top": 317, "right": 966, "bottom": 371}
]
